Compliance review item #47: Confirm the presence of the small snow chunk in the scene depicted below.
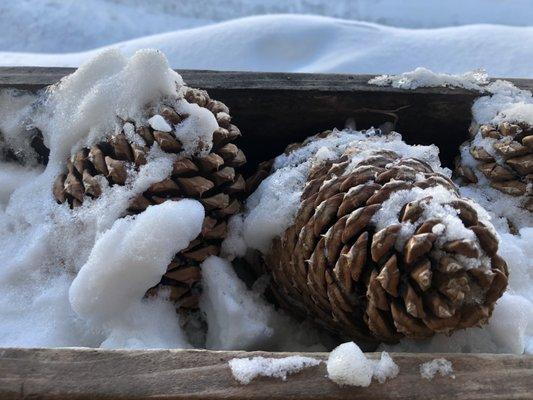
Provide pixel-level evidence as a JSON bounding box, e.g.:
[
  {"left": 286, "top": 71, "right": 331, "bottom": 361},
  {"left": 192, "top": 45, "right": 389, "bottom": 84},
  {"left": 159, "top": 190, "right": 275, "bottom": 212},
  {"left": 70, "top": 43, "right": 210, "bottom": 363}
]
[
  {"left": 69, "top": 200, "right": 204, "bottom": 323},
  {"left": 229, "top": 356, "right": 320, "bottom": 385},
  {"left": 373, "top": 352, "right": 400, "bottom": 384},
  {"left": 327, "top": 342, "right": 399, "bottom": 387},
  {"left": 420, "top": 358, "right": 455, "bottom": 380},
  {"left": 148, "top": 114, "right": 172, "bottom": 132}
]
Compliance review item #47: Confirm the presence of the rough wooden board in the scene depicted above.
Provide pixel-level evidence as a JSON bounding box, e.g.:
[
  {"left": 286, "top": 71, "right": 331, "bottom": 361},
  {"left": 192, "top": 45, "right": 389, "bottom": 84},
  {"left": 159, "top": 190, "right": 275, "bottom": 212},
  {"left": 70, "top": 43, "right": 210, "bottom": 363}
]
[
  {"left": 0, "top": 348, "right": 531, "bottom": 399},
  {"left": 3, "top": 68, "right": 533, "bottom": 170}
]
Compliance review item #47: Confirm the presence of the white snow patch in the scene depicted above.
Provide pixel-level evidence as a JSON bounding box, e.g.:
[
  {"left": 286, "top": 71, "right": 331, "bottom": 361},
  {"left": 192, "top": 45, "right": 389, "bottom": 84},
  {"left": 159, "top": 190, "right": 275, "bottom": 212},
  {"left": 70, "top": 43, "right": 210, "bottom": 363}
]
[
  {"left": 326, "top": 342, "right": 399, "bottom": 387},
  {"left": 420, "top": 358, "right": 455, "bottom": 380},
  {"left": 229, "top": 355, "right": 320, "bottom": 384}
]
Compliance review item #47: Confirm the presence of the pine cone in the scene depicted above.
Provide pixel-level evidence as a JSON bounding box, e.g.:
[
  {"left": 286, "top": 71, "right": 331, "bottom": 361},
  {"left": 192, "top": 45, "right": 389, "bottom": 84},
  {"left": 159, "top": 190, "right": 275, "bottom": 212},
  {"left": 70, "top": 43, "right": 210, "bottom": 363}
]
[
  {"left": 455, "top": 122, "right": 533, "bottom": 212},
  {"left": 263, "top": 132, "right": 508, "bottom": 347},
  {"left": 53, "top": 87, "right": 246, "bottom": 310}
]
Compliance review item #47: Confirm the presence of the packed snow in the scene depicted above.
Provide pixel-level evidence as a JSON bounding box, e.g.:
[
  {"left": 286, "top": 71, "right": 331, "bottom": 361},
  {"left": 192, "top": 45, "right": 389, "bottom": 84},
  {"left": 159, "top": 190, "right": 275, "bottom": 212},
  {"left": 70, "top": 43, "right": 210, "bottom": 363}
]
[
  {"left": 229, "top": 355, "right": 321, "bottom": 384},
  {"left": 326, "top": 342, "right": 399, "bottom": 387},
  {"left": 420, "top": 358, "right": 455, "bottom": 380}
]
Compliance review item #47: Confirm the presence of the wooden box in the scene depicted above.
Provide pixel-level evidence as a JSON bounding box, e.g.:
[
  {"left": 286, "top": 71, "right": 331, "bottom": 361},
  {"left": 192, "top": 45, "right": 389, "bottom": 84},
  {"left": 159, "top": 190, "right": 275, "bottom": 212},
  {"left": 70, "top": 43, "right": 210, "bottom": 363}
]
[{"left": 0, "top": 68, "right": 531, "bottom": 399}]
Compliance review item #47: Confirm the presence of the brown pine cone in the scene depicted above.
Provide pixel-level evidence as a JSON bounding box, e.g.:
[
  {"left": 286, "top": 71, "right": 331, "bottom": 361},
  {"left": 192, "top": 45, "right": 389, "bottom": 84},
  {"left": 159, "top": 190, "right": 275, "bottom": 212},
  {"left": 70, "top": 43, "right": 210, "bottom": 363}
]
[
  {"left": 263, "top": 132, "right": 508, "bottom": 347},
  {"left": 455, "top": 122, "right": 533, "bottom": 212},
  {"left": 52, "top": 87, "right": 246, "bottom": 310}
]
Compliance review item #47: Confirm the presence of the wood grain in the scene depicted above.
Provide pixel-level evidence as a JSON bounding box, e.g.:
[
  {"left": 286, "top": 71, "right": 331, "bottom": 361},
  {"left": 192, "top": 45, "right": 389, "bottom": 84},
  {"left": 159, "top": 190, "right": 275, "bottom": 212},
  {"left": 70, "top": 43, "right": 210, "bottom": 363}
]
[
  {"left": 0, "top": 348, "right": 531, "bottom": 399},
  {"left": 3, "top": 68, "right": 533, "bottom": 170}
]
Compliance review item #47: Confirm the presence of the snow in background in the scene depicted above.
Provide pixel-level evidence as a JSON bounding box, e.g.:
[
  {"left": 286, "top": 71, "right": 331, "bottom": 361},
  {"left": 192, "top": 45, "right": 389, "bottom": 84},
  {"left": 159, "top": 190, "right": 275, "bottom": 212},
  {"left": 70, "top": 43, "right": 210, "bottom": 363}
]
[{"left": 1, "top": 1, "right": 533, "bottom": 77}]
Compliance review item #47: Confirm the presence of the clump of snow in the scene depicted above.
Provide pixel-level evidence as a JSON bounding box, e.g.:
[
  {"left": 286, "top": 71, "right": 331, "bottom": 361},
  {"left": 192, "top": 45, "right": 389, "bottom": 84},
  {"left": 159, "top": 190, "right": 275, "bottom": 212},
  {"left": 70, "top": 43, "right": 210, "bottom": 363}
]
[
  {"left": 472, "top": 79, "right": 533, "bottom": 127},
  {"left": 326, "top": 342, "right": 399, "bottom": 387},
  {"left": 420, "top": 358, "right": 455, "bottom": 380},
  {"left": 0, "top": 162, "right": 42, "bottom": 207},
  {"left": 148, "top": 114, "right": 172, "bottom": 132},
  {"left": 172, "top": 100, "right": 218, "bottom": 155},
  {"left": 227, "top": 128, "right": 443, "bottom": 257},
  {"left": 70, "top": 200, "right": 204, "bottom": 323},
  {"left": 34, "top": 48, "right": 185, "bottom": 166},
  {"left": 372, "top": 352, "right": 400, "bottom": 384},
  {"left": 369, "top": 67, "right": 489, "bottom": 90},
  {"left": 229, "top": 355, "right": 321, "bottom": 384},
  {"left": 200, "top": 256, "right": 327, "bottom": 351},
  {"left": 200, "top": 256, "right": 274, "bottom": 350}
]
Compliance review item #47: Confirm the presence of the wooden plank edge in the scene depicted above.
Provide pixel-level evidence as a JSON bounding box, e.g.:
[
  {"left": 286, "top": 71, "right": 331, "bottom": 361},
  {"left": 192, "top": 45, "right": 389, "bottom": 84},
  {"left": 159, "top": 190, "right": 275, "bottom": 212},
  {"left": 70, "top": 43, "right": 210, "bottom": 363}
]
[
  {"left": 0, "top": 67, "right": 532, "bottom": 94},
  {"left": 0, "top": 347, "right": 531, "bottom": 399}
]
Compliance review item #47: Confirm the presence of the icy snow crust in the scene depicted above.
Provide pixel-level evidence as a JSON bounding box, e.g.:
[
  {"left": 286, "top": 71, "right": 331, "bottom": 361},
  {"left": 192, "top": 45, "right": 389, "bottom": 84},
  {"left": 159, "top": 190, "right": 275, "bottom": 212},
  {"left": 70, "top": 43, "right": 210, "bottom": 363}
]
[
  {"left": 326, "top": 342, "right": 399, "bottom": 387},
  {"left": 229, "top": 356, "right": 321, "bottom": 384}
]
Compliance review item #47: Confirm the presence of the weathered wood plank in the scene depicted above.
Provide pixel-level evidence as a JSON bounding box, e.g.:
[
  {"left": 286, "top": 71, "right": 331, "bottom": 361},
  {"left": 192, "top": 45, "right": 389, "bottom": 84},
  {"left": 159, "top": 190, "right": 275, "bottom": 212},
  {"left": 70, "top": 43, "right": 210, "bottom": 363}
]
[
  {"left": 0, "top": 348, "right": 531, "bottom": 400},
  {"left": 0, "top": 67, "right": 532, "bottom": 93}
]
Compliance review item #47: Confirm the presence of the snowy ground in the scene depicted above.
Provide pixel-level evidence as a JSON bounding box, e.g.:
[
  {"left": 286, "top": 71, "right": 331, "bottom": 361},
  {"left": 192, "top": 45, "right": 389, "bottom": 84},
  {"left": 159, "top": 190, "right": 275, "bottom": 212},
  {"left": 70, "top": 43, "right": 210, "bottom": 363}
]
[{"left": 1, "top": 0, "right": 533, "bottom": 77}]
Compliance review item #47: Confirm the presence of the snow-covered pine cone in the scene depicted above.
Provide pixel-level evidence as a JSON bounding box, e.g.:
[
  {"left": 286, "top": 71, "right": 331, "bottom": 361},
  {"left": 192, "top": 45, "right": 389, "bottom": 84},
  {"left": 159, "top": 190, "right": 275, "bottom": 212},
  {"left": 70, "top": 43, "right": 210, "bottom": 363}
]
[
  {"left": 263, "top": 132, "right": 508, "bottom": 346},
  {"left": 455, "top": 122, "right": 533, "bottom": 212},
  {"left": 52, "top": 88, "right": 246, "bottom": 310}
]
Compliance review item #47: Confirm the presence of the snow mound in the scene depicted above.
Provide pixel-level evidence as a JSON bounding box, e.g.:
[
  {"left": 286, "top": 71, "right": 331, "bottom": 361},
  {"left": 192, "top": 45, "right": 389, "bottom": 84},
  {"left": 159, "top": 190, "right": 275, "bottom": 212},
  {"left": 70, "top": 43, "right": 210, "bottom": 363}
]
[
  {"left": 229, "top": 356, "right": 321, "bottom": 384},
  {"left": 326, "top": 342, "right": 399, "bottom": 387},
  {"left": 420, "top": 358, "right": 455, "bottom": 380},
  {"left": 200, "top": 256, "right": 326, "bottom": 351},
  {"left": 2, "top": 15, "right": 533, "bottom": 78}
]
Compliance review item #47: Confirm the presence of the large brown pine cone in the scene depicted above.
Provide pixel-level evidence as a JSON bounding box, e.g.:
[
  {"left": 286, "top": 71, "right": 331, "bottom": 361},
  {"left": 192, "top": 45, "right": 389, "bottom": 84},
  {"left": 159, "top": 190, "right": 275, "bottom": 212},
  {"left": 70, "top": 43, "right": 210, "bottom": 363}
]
[
  {"left": 455, "top": 122, "right": 533, "bottom": 212},
  {"left": 264, "top": 133, "right": 508, "bottom": 347},
  {"left": 52, "top": 87, "right": 246, "bottom": 310}
]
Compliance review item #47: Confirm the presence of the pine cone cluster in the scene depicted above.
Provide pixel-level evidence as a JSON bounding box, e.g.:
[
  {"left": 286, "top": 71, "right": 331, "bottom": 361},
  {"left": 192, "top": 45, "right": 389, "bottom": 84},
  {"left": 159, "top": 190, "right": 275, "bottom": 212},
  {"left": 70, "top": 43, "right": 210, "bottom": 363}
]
[
  {"left": 52, "top": 87, "right": 246, "bottom": 310},
  {"left": 264, "top": 133, "right": 508, "bottom": 346},
  {"left": 455, "top": 122, "right": 533, "bottom": 212}
]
